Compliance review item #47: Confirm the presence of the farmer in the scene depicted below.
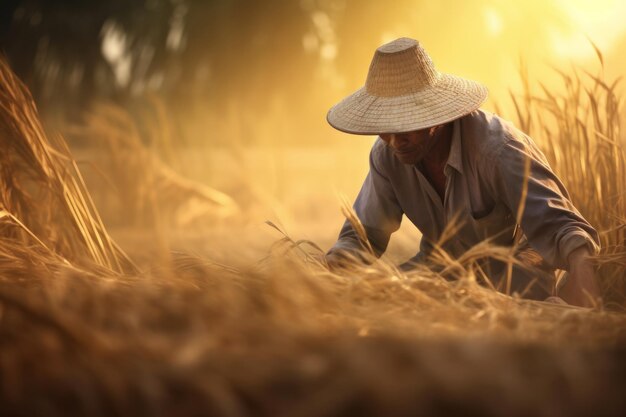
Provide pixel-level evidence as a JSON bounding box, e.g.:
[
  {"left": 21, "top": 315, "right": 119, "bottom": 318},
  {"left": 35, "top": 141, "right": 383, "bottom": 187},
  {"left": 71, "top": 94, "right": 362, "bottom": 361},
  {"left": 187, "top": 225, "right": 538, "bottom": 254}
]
[{"left": 325, "top": 38, "right": 601, "bottom": 307}]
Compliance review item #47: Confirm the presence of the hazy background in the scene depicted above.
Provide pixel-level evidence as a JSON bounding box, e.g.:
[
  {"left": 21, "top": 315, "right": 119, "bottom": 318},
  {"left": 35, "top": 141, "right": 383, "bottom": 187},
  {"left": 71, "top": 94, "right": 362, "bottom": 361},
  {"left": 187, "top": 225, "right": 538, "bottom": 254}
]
[{"left": 1, "top": 0, "right": 624, "bottom": 260}]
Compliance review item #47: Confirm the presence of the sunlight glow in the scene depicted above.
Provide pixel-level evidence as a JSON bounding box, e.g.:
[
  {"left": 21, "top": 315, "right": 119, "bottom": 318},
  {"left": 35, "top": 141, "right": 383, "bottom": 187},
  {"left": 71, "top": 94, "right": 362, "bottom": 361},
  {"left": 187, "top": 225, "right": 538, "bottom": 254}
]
[
  {"left": 166, "top": 3, "right": 187, "bottom": 51},
  {"left": 550, "top": 0, "right": 626, "bottom": 58},
  {"left": 483, "top": 7, "right": 503, "bottom": 37},
  {"left": 100, "top": 20, "right": 131, "bottom": 87}
]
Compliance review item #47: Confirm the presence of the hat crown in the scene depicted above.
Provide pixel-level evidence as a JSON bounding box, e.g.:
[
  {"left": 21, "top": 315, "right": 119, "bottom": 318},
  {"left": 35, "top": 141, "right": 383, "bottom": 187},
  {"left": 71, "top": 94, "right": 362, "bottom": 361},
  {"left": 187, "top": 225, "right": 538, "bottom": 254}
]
[{"left": 365, "top": 38, "right": 439, "bottom": 97}]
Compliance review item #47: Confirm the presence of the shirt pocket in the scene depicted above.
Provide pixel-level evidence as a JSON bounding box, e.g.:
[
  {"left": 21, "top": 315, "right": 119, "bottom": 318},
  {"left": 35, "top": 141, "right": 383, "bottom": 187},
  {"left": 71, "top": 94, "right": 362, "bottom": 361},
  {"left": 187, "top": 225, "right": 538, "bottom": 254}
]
[{"left": 458, "top": 202, "right": 515, "bottom": 247}]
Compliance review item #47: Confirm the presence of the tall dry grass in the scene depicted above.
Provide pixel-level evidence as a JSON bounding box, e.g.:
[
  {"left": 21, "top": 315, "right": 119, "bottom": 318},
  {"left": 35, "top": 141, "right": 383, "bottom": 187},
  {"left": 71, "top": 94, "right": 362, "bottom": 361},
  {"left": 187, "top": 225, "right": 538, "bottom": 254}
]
[
  {"left": 0, "top": 59, "right": 134, "bottom": 275},
  {"left": 0, "top": 54, "right": 625, "bottom": 416},
  {"left": 504, "top": 51, "right": 626, "bottom": 306}
]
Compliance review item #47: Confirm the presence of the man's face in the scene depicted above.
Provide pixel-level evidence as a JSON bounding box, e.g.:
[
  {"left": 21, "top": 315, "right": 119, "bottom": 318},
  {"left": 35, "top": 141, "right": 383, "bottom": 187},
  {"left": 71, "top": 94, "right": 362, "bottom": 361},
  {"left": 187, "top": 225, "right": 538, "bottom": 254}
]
[{"left": 380, "top": 125, "right": 443, "bottom": 164}]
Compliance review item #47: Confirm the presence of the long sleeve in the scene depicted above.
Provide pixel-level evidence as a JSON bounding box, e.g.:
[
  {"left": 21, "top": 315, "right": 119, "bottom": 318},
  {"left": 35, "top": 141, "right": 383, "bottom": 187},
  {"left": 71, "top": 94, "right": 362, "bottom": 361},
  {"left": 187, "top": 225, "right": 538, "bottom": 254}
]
[
  {"left": 485, "top": 134, "right": 600, "bottom": 270},
  {"left": 329, "top": 143, "right": 403, "bottom": 257}
]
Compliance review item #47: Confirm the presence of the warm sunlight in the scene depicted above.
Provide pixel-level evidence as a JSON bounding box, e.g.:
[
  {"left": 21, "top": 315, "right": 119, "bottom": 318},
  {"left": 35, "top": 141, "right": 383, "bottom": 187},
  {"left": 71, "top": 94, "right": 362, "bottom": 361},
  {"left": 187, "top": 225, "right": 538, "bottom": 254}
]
[
  {"left": 1, "top": 2, "right": 625, "bottom": 415},
  {"left": 483, "top": 7, "right": 503, "bottom": 37},
  {"left": 551, "top": 0, "right": 626, "bottom": 57},
  {"left": 301, "top": 0, "right": 626, "bottom": 126}
]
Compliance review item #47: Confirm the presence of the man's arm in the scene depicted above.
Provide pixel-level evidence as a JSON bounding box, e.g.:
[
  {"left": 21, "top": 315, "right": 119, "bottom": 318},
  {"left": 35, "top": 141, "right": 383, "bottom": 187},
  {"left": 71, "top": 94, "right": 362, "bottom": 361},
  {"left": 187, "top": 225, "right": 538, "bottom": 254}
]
[
  {"left": 558, "top": 246, "right": 602, "bottom": 307},
  {"left": 485, "top": 134, "right": 601, "bottom": 306},
  {"left": 327, "top": 140, "right": 403, "bottom": 268}
]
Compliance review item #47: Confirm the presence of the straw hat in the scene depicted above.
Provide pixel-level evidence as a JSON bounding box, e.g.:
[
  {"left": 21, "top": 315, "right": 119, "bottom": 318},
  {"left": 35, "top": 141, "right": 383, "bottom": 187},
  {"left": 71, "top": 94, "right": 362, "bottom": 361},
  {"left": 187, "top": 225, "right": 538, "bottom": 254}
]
[{"left": 327, "top": 38, "right": 488, "bottom": 134}]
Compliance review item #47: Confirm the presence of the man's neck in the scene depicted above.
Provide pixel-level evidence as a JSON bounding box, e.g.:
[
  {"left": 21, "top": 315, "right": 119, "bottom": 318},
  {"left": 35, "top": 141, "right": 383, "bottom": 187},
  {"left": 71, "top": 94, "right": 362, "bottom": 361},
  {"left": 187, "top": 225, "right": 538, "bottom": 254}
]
[
  {"left": 423, "top": 122, "right": 453, "bottom": 171},
  {"left": 415, "top": 123, "right": 454, "bottom": 203}
]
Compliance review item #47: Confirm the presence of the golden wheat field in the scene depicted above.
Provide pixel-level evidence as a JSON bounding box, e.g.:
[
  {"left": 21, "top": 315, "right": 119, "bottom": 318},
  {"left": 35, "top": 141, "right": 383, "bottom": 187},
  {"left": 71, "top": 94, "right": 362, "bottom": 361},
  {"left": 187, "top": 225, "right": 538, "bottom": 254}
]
[{"left": 1, "top": 40, "right": 626, "bottom": 417}]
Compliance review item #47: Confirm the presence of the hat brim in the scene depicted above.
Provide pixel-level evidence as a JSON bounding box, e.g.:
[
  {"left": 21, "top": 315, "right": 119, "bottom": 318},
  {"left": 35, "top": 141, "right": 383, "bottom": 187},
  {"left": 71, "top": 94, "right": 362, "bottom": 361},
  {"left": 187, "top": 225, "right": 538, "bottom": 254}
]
[{"left": 327, "top": 74, "right": 488, "bottom": 135}]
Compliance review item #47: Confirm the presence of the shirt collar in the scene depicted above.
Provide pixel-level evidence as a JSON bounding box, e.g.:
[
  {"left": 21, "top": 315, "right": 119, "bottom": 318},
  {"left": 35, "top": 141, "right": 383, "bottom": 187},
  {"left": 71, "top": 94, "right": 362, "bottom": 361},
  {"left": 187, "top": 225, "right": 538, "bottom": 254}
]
[{"left": 445, "top": 118, "right": 463, "bottom": 175}]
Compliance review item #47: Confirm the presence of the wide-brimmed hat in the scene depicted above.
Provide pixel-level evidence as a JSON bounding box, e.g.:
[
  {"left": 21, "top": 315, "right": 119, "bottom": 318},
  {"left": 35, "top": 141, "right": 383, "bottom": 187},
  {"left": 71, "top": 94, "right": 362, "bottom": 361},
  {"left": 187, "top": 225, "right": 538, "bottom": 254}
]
[{"left": 327, "top": 38, "right": 488, "bottom": 135}]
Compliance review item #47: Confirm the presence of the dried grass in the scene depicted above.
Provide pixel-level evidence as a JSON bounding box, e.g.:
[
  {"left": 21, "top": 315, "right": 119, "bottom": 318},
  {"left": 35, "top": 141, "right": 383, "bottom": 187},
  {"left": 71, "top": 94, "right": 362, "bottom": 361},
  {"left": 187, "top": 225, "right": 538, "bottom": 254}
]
[
  {"left": 0, "top": 54, "right": 625, "bottom": 416},
  {"left": 0, "top": 59, "right": 135, "bottom": 275},
  {"left": 505, "top": 52, "right": 626, "bottom": 306},
  {"left": 68, "top": 103, "right": 240, "bottom": 230}
]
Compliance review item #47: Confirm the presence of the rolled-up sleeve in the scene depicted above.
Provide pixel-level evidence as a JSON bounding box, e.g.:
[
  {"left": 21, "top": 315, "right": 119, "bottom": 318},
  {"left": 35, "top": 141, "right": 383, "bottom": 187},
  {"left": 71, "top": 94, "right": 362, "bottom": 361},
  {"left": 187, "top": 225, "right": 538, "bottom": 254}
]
[
  {"left": 485, "top": 135, "right": 600, "bottom": 269},
  {"left": 329, "top": 143, "right": 403, "bottom": 257}
]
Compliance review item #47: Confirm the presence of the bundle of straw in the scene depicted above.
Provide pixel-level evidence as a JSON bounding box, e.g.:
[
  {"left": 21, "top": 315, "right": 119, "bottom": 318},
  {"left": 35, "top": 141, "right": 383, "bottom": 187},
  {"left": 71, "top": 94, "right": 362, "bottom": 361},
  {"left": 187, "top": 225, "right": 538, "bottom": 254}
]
[{"left": 0, "top": 58, "right": 134, "bottom": 274}]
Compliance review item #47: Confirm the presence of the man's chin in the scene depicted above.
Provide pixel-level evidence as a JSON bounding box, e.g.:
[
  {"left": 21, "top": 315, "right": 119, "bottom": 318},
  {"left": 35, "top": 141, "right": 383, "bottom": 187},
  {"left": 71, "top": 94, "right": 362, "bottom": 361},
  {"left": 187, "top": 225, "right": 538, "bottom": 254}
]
[{"left": 396, "top": 154, "right": 420, "bottom": 164}]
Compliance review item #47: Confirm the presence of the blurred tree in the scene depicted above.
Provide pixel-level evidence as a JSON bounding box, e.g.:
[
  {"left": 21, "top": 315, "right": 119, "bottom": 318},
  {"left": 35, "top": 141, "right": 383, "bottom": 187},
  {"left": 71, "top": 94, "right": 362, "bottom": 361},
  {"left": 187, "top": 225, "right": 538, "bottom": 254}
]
[
  {"left": 174, "top": 0, "right": 315, "bottom": 126},
  {"left": 0, "top": 0, "right": 416, "bottom": 144},
  {"left": 0, "top": 0, "right": 319, "bottom": 143},
  {"left": 0, "top": 1, "right": 177, "bottom": 109}
]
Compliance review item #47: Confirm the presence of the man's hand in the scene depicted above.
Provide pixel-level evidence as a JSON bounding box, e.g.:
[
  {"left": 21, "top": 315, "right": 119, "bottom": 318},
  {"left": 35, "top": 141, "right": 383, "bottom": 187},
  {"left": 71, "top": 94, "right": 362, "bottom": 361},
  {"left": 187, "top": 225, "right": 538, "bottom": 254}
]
[
  {"left": 324, "top": 250, "right": 352, "bottom": 271},
  {"left": 558, "top": 246, "right": 602, "bottom": 308},
  {"left": 324, "top": 249, "right": 372, "bottom": 271}
]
